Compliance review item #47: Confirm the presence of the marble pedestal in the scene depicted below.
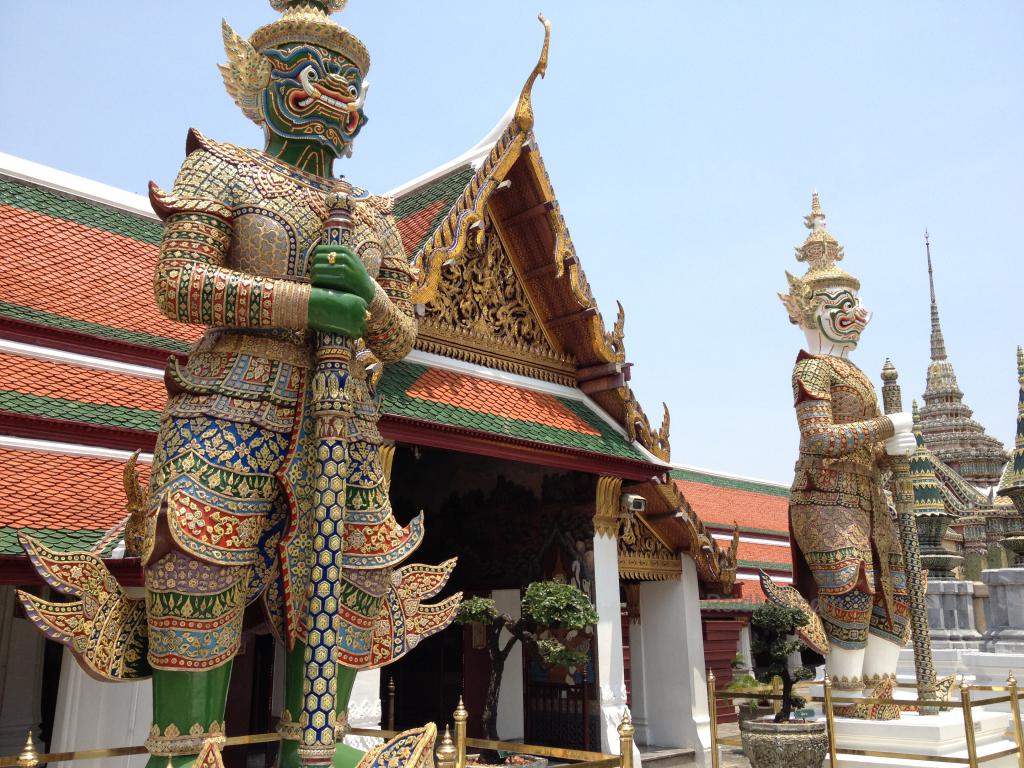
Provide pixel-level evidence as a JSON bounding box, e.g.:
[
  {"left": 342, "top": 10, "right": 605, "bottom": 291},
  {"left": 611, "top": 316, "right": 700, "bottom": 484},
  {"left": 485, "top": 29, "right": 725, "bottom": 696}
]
[
  {"left": 982, "top": 569, "right": 1024, "bottom": 652},
  {"left": 824, "top": 709, "right": 1017, "bottom": 768},
  {"left": 928, "top": 580, "right": 983, "bottom": 649}
]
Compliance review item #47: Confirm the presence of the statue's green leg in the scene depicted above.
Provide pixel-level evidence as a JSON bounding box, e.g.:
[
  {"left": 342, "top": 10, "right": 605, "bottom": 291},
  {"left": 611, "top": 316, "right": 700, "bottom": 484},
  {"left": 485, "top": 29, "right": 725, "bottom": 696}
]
[
  {"left": 145, "top": 664, "right": 234, "bottom": 768},
  {"left": 280, "top": 642, "right": 363, "bottom": 768}
]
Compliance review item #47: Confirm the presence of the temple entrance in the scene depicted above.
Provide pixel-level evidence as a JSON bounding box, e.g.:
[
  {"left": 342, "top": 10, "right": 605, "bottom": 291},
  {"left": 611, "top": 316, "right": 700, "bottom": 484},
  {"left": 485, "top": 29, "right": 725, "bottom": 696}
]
[{"left": 384, "top": 444, "right": 598, "bottom": 741}]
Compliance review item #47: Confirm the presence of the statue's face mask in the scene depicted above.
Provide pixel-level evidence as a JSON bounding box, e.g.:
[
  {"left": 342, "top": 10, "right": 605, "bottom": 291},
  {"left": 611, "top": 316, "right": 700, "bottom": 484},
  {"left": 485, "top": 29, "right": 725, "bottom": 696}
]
[
  {"left": 262, "top": 43, "right": 368, "bottom": 158},
  {"left": 813, "top": 286, "right": 871, "bottom": 348}
]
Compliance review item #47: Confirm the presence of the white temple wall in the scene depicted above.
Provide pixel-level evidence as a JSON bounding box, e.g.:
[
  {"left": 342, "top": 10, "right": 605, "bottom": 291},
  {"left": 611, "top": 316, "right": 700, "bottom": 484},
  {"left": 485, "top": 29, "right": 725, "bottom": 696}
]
[
  {"left": 493, "top": 588, "right": 525, "bottom": 741},
  {"left": 50, "top": 647, "right": 151, "bottom": 768},
  {"left": 0, "top": 586, "right": 46, "bottom": 758},
  {"left": 637, "top": 561, "right": 711, "bottom": 767}
]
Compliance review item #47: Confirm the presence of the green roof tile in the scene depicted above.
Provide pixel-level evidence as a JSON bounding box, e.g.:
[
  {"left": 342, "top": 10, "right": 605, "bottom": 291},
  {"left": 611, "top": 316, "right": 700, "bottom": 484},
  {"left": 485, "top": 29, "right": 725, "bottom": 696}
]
[
  {"left": 0, "top": 178, "right": 161, "bottom": 244},
  {"left": 671, "top": 468, "right": 789, "bottom": 497},
  {"left": 0, "top": 526, "right": 105, "bottom": 555},
  {"left": 0, "top": 390, "right": 161, "bottom": 432}
]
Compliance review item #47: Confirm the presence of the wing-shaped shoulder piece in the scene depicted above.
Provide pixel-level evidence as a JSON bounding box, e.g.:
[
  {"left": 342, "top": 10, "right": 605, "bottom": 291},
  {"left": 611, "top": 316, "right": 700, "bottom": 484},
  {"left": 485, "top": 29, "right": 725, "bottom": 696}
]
[
  {"left": 17, "top": 535, "right": 150, "bottom": 681},
  {"left": 793, "top": 352, "right": 833, "bottom": 404},
  {"left": 149, "top": 128, "right": 251, "bottom": 221}
]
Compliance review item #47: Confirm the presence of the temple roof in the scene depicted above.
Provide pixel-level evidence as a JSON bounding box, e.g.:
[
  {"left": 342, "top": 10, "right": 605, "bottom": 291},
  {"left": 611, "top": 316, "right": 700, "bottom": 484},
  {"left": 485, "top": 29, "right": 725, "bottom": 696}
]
[
  {"left": 671, "top": 467, "right": 792, "bottom": 606},
  {"left": 919, "top": 233, "right": 1007, "bottom": 486}
]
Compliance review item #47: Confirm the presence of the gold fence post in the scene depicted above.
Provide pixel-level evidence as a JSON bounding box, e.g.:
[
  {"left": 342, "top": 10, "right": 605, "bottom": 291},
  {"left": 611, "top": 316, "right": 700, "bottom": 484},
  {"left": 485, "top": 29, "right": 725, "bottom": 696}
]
[
  {"left": 454, "top": 697, "right": 468, "bottom": 768},
  {"left": 387, "top": 677, "right": 397, "bottom": 731},
  {"left": 436, "top": 725, "right": 457, "bottom": 768},
  {"left": 1009, "top": 673, "right": 1024, "bottom": 768},
  {"left": 962, "top": 682, "right": 978, "bottom": 768},
  {"left": 823, "top": 676, "right": 838, "bottom": 768},
  {"left": 707, "top": 671, "right": 719, "bottom": 768},
  {"left": 15, "top": 733, "right": 38, "bottom": 768},
  {"left": 618, "top": 711, "right": 635, "bottom": 768},
  {"left": 772, "top": 676, "right": 782, "bottom": 716}
]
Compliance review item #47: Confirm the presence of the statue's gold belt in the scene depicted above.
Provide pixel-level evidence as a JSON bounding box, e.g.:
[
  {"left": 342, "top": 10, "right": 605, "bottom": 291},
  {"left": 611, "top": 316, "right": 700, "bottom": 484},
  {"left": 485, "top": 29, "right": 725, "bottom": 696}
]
[{"left": 198, "top": 329, "right": 313, "bottom": 367}]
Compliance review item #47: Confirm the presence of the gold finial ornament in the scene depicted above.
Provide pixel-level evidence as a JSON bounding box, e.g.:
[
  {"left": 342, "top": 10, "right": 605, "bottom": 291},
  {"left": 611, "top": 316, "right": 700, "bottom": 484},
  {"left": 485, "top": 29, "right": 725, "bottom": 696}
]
[
  {"left": 779, "top": 191, "right": 860, "bottom": 327},
  {"left": 220, "top": 0, "right": 369, "bottom": 125},
  {"left": 17, "top": 732, "right": 39, "bottom": 768},
  {"left": 514, "top": 14, "right": 551, "bottom": 134}
]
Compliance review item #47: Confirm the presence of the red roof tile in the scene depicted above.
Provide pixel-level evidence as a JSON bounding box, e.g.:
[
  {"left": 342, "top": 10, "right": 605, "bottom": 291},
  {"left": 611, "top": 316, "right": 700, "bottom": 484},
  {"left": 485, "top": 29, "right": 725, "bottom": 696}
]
[
  {"left": 736, "top": 541, "right": 792, "bottom": 567},
  {"left": 0, "top": 352, "right": 166, "bottom": 411},
  {"left": 0, "top": 446, "right": 146, "bottom": 532},
  {"left": 675, "top": 477, "right": 790, "bottom": 534},
  {"left": 0, "top": 203, "right": 200, "bottom": 344},
  {"left": 406, "top": 367, "right": 601, "bottom": 436},
  {"left": 395, "top": 199, "right": 447, "bottom": 258}
]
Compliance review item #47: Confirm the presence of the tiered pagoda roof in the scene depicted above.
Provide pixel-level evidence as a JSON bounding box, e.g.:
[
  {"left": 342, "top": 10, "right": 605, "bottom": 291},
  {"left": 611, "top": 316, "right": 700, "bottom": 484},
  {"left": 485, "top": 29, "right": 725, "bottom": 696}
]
[{"left": 919, "top": 233, "right": 1007, "bottom": 487}]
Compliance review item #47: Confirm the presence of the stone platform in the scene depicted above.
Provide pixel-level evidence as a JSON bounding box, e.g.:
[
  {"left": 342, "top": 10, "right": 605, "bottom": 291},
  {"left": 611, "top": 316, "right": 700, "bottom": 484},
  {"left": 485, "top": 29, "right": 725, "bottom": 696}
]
[{"left": 825, "top": 709, "right": 1017, "bottom": 768}]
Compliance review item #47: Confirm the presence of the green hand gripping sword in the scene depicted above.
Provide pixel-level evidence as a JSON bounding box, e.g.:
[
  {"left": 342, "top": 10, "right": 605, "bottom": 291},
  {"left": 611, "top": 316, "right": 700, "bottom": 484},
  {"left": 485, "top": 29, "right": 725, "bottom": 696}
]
[{"left": 300, "top": 191, "right": 358, "bottom": 765}]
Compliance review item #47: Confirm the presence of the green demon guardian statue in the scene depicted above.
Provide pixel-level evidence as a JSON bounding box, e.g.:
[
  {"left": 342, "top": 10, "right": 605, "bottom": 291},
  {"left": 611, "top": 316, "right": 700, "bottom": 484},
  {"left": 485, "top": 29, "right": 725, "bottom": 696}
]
[
  {"left": 761, "top": 193, "right": 918, "bottom": 717},
  {"left": 17, "top": 2, "right": 459, "bottom": 766}
]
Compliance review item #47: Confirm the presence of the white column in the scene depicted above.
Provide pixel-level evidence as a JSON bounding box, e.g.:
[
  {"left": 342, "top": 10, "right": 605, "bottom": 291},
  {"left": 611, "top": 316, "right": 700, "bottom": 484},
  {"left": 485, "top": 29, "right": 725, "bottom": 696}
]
[
  {"left": 493, "top": 589, "right": 524, "bottom": 741},
  {"left": 344, "top": 669, "right": 383, "bottom": 751},
  {"left": 626, "top": 615, "right": 649, "bottom": 746},
  {"left": 638, "top": 558, "right": 711, "bottom": 767},
  {"left": 592, "top": 532, "right": 629, "bottom": 754},
  {"left": 0, "top": 586, "right": 45, "bottom": 756},
  {"left": 50, "top": 648, "right": 152, "bottom": 768},
  {"left": 738, "top": 623, "right": 753, "bottom": 673}
]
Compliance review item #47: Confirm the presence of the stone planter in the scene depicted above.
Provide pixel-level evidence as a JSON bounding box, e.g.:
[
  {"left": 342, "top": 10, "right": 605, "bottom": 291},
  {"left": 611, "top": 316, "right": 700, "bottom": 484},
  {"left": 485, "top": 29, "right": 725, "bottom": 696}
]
[{"left": 739, "top": 719, "right": 828, "bottom": 768}]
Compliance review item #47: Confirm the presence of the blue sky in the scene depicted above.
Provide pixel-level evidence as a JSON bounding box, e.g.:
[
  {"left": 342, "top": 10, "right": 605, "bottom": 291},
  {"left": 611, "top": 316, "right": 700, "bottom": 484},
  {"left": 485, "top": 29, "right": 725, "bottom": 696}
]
[{"left": 2, "top": 1, "right": 1021, "bottom": 483}]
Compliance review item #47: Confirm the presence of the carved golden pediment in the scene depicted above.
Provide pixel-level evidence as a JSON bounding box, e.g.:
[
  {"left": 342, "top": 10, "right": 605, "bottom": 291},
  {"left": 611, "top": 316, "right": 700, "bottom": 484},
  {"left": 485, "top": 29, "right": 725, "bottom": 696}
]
[
  {"left": 416, "top": 216, "right": 576, "bottom": 384},
  {"left": 618, "top": 507, "right": 681, "bottom": 581}
]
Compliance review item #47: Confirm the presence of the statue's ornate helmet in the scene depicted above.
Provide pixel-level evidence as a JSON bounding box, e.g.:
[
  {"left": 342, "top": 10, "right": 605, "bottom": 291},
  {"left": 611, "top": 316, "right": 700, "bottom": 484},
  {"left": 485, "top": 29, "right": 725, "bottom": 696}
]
[
  {"left": 778, "top": 192, "right": 861, "bottom": 328},
  {"left": 219, "top": 0, "right": 369, "bottom": 125}
]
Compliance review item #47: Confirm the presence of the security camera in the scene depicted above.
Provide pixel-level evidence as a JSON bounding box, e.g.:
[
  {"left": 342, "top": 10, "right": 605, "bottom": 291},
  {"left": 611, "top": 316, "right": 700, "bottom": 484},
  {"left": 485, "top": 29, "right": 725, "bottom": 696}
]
[{"left": 621, "top": 493, "right": 646, "bottom": 514}]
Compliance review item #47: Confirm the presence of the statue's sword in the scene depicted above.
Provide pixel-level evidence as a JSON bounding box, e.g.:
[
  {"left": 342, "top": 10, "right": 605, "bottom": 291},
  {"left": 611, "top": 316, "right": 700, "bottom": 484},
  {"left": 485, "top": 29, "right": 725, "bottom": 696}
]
[
  {"left": 880, "top": 359, "right": 937, "bottom": 712},
  {"left": 300, "top": 193, "right": 357, "bottom": 765}
]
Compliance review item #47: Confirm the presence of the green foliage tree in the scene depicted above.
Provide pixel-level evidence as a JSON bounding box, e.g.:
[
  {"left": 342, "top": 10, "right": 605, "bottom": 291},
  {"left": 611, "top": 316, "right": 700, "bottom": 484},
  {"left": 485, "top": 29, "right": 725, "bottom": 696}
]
[
  {"left": 750, "top": 603, "right": 815, "bottom": 722},
  {"left": 456, "top": 581, "right": 598, "bottom": 739}
]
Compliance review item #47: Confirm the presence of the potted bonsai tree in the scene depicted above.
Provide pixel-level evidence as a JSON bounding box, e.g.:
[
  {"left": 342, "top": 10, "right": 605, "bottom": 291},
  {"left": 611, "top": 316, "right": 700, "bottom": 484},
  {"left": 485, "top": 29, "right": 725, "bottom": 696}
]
[
  {"left": 456, "top": 580, "right": 598, "bottom": 748},
  {"left": 739, "top": 603, "right": 826, "bottom": 768}
]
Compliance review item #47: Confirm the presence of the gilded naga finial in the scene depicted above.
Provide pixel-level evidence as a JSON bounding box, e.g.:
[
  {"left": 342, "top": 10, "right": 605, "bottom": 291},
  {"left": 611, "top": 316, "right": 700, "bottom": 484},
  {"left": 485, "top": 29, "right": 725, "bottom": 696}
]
[{"left": 514, "top": 14, "right": 551, "bottom": 133}]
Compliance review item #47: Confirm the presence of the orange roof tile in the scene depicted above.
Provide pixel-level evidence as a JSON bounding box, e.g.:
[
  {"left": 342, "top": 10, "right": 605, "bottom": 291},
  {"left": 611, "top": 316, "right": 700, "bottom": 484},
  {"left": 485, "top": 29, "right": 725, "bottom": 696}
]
[
  {"left": 736, "top": 541, "right": 792, "bottom": 567},
  {"left": 0, "top": 352, "right": 166, "bottom": 411},
  {"left": 738, "top": 580, "right": 767, "bottom": 602},
  {"left": 675, "top": 477, "right": 790, "bottom": 534},
  {"left": 0, "top": 203, "right": 200, "bottom": 344},
  {"left": 406, "top": 367, "right": 601, "bottom": 436},
  {"left": 0, "top": 446, "right": 146, "bottom": 532}
]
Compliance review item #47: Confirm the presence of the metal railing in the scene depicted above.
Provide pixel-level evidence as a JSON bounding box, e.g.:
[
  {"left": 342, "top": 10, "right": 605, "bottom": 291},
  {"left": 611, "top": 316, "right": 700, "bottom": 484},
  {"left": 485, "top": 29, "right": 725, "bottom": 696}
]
[
  {"left": 707, "top": 671, "right": 1024, "bottom": 768},
  {"left": 2, "top": 698, "right": 635, "bottom": 768}
]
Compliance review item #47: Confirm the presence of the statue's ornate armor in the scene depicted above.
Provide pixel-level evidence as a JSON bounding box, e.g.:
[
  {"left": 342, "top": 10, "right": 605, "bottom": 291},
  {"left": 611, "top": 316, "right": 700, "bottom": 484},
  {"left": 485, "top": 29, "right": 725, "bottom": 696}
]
[
  {"left": 789, "top": 350, "right": 910, "bottom": 650},
  {"left": 144, "top": 128, "right": 435, "bottom": 672}
]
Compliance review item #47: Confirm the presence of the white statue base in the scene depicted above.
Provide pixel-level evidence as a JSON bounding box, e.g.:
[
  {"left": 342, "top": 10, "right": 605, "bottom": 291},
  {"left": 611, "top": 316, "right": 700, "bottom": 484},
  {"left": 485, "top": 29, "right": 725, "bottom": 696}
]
[{"left": 823, "top": 709, "right": 1016, "bottom": 768}]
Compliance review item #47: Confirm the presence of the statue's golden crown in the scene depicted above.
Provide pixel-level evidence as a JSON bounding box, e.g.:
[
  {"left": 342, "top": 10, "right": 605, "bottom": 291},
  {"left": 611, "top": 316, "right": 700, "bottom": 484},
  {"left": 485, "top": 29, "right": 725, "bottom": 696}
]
[
  {"left": 779, "top": 192, "right": 860, "bottom": 326},
  {"left": 253, "top": 1, "right": 369, "bottom": 72},
  {"left": 220, "top": 0, "right": 369, "bottom": 124}
]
